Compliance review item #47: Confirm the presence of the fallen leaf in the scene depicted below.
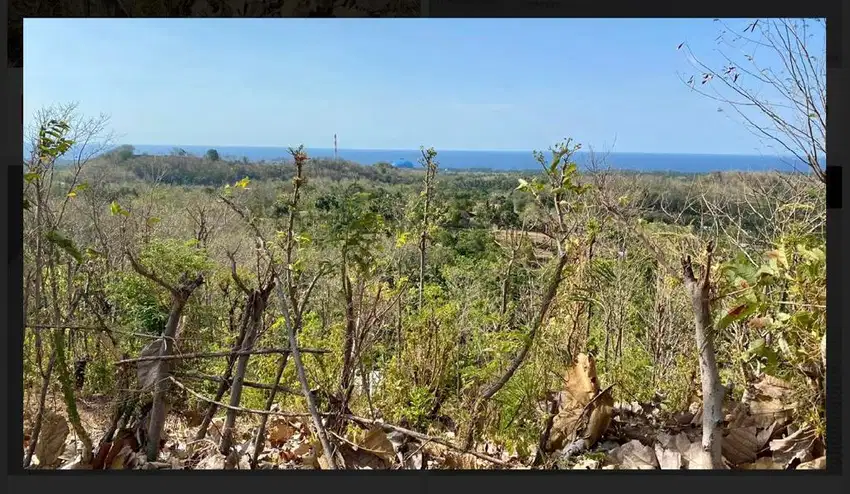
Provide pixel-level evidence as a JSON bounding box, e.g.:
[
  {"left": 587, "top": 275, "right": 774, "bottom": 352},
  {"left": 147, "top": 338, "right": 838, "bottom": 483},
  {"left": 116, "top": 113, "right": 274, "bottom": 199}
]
[
  {"left": 722, "top": 426, "right": 759, "bottom": 466},
  {"left": 360, "top": 426, "right": 396, "bottom": 464},
  {"left": 34, "top": 411, "right": 70, "bottom": 468},
  {"left": 109, "top": 445, "right": 134, "bottom": 469},
  {"left": 654, "top": 444, "right": 683, "bottom": 470},
  {"left": 796, "top": 456, "right": 826, "bottom": 470},
  {"left": 739, "top": 457, "right": 785, "bottom": 470},
  {"left": 404, "top": 451, "right": 423, "bottom": 470},
  {"left": 769, "top": 426, "right": 816, "bottom": 467},
  {"left": 267, "top": 419, "right": 297, "bottom": 447},
  {"left": 196, "top": 453, "right": 227, "bottom": 470},
  {"left": 609, "top": 440, "right": 658, "bottom": 469},
  {"left": 60, "top": 457, "right": 93, "bottom": 470}
]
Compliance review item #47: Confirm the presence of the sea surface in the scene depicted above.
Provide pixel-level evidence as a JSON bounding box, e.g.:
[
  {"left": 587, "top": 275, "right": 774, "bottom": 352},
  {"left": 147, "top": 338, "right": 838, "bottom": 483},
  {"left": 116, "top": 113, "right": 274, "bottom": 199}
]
[
  {"left": 34, "top": 142, "right": 811, "bottom": 174},
  {"left": 128, "top": 145, "right": 806, "bottom": 174}
]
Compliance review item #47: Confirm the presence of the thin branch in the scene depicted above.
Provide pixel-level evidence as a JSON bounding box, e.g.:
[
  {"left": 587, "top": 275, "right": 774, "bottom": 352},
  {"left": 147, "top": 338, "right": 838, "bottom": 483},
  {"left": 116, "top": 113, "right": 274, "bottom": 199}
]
[{"left": 114, "top": 346, "right": 330, "bottom": 366}]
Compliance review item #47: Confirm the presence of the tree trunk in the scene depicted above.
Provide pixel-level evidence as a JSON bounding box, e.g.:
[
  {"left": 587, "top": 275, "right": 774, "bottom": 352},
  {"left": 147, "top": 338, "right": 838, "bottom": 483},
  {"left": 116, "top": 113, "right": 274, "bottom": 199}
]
[
  {"left": 339, "top": 260, "right": 356, "bottom": 405},
  {"left": 144, "top": 277, "right": 203, "bottom": 461},
  {"left": 681, "top": 242, "right": 724, "bottom": 469},
  {"left": 250, "top": 352, "right": 290, "bottom": 469},
  {"left": 194, "top": 331, "right": 246, "bottom": 442},
  {"left": 23, "top": 351, "right": 56, "bottom": 467},
  {"left": 220, "top": 288, "right": 271, "bottom": 454}
]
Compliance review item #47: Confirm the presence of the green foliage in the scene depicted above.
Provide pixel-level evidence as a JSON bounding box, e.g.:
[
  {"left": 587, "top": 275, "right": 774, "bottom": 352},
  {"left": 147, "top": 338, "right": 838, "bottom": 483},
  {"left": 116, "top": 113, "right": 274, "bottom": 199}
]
[{"left": 205, "top": 148, "right": 221, "bottom": 161}]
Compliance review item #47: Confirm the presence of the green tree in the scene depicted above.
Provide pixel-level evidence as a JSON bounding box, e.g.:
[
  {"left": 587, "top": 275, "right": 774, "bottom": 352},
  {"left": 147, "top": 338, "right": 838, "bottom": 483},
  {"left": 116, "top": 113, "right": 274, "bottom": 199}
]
[{"left": 205, "top": 148, "right": 220, "bottom": 161}]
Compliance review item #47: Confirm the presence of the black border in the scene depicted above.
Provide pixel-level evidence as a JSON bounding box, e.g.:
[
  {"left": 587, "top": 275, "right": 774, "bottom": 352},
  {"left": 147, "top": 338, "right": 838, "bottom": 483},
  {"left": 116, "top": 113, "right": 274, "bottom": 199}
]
[{"left": 3, "top": 1, "right": 847, "bottom": 493}]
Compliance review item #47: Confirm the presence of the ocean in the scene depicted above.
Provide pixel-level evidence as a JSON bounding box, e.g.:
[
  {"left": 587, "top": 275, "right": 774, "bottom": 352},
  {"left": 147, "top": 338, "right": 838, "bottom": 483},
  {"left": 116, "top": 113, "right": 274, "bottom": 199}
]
[
  {"left": 35, "top": 142, "right": 810, "bottom": 174},
  {"left": 127, "top": 145, "right": 806, "bottom": 174}
]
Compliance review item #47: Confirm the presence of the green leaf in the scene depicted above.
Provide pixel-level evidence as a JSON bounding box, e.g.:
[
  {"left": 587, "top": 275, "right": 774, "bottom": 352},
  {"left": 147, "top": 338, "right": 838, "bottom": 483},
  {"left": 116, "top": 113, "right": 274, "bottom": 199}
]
[
  {"left": 146, "top": 217, "right": 161, "bottom": 226},
  {"left": 109, "top": 201, "right": 129, "bottom": 217},
  {"left": 45, "top": 229, "right": 84, "bottom": 264},
  {"left": 24, "top": 172, "right": 40, "bottom": 183},
  {"left": 716, "top": 302, "right": 758, "bottom": 331},
  {"left": 747, "top": 337, "right": 766, "bottom": 355}
]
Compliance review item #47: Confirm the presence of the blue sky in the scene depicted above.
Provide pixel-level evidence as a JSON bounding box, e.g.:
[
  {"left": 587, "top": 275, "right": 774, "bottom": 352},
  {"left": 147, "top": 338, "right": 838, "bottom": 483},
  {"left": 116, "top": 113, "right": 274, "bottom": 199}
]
[{"left": 23, "top": 18, "right": 824, "bottom": 154}]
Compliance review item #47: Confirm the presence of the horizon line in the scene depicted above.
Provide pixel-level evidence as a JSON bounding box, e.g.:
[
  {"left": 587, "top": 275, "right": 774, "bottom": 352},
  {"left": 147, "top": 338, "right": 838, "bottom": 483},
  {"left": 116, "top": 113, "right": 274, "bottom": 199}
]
[{"left": 125, "top": 143, "right": 791, "bottom": 159}]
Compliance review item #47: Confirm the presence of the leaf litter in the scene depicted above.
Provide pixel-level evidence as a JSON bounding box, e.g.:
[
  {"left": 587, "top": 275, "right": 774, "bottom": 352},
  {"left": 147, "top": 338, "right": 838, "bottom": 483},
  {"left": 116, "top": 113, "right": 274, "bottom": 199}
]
[{"left": 29, "top": 355, "right": 824, "bottom": 471}]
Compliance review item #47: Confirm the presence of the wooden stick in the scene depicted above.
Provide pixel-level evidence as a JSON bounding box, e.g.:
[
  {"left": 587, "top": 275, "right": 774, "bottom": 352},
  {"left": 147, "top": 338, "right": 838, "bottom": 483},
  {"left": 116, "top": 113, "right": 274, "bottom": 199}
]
[
  {"left": 340, "top": 414, "right": 509, "bottom": 467},
  {"left": 115, "top": 347, "right": 329, "bottom": 366},
  {"left": 170, "top": 378, "right": 508, "bottom": 468},
  {"left": 174, "top": 371, "right": 300, "bottom": 395},
  {"left": 169, "top": 376, "right": 315, "bottom": 418}
]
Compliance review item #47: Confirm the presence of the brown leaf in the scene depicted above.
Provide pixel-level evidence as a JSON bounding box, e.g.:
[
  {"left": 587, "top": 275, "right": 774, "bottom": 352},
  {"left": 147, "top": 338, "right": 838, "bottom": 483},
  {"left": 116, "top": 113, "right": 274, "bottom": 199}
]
[
  {"left": 547, "top": 354, "right": 611, "bottom": 452},
  {"left": 404, "top": 451, "right": 423, "bottom": 470},
  {"left": 196, "top": 453, "right": 227, "bottom": 470},
  {"left": 654, "top": 444, "right": 683, "bottom": 470},
  {"left": 267, "top": 419, "right": 297, "bottom": 447},
  {"left": 291, "top": 442, "right": 312, "bottom": 457},
  {"left": 360, "top": 426, "right": 397, "bottom": 464},
  {"left": 738, "top": 457, "right": 785, "bottom": 470},
  {"left": 796, "top": 456, "right": 826, "bottom": 470},
  {"left": 769, "top": 426, "right": 816, "bottom": 467},
  {"left": 756, "top": 421, "right": 779, "bottom": 450},
  {"left": 722, "top": 427, "right": 759, "bottom": 466},
  {"left": 109, "top": 445, "right": 134, "bottom": 470},
  {"left": 34, "top": 411, "right": 70, "bottom": 468},
  {"left": 609, "top": 440, "right": 658, "bottom": 469}
]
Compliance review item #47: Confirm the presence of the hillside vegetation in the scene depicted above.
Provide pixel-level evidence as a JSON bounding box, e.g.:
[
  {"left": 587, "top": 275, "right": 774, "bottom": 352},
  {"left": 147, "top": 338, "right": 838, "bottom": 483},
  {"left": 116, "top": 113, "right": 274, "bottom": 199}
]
[{"left": 22, "top": 109, "right": 825, "bottom": 471}]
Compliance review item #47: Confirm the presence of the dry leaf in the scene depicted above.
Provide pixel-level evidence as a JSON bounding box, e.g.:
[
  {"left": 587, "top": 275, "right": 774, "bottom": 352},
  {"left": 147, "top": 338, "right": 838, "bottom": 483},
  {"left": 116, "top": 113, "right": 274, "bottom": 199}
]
[
  {"left": 109, "top": 445, "right": 134, "bottom": 469},
  {"left": 291, "top": 442, "right": 312, "bottom": 457},
  {"left": 267, "top": 419, "right": 297, "bottom": 447},
  {"left": 60, "top": 457, "right": 93, "bottom": 470},
  {"left": 360, "top": 426, "right": 397, "bottom": 464},
  {"left": 654, "top": 444, "right": 683, "bottom": 470},
  {"left": 722, "top": 427, "right": 759, "bottom": 466},
  {"left": 547, "top": 354, "right": 612, "bottom": 452},
  {"left": 610, "top": 440, "right": 658, "bottom": 469},
  {"left": 796, "top": 456, "right": 826, "bottom": 470},
  {"left": 769, "top": 426, "right": 816, "bottom": 467},
  {"left": 34, "top": 411, "right": 70, "bottom": 468},
  {"left": 136, "top": 339, "right": 167, "bottom": 391},
  {"left": 404, "top": 451, "right": 423, "bottom": 470},
  {"left": 739, "top": 457, "right": 785, "bottom": 470},
  {"left": 196, "top": 453, "right": 227, "bottom": 470}
]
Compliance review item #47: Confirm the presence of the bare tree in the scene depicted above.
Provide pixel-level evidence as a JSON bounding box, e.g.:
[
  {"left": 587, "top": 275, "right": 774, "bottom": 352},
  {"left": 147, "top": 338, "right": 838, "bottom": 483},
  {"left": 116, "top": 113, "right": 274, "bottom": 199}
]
[
  {"left": 679, "top": 18, "right": 826, "bottom": 182},
  {"left": 682, "top": 242, "right": 725, "bottom": 469},
  {"left": 126, "top": 252, "right": 205, "bottom": 461},
  {"left": 23, "top": 104, "right": 112, "bottom": 467},
  {"left": 417, "top": 147, "right": 439, "bottom": 309}
]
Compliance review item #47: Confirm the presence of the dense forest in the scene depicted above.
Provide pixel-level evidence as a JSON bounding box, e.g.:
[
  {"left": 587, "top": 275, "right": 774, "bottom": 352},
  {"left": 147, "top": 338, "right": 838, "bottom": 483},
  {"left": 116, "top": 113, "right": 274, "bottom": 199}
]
[{"left": 21, "top": 18, "right": 826, "bottom": 472}]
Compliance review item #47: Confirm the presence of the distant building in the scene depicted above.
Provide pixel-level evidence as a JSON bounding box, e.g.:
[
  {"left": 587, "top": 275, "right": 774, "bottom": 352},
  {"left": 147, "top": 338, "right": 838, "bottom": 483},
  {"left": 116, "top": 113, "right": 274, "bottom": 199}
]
[{"left": 391, "top": 158, "right": 416, "bottom": 169}]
